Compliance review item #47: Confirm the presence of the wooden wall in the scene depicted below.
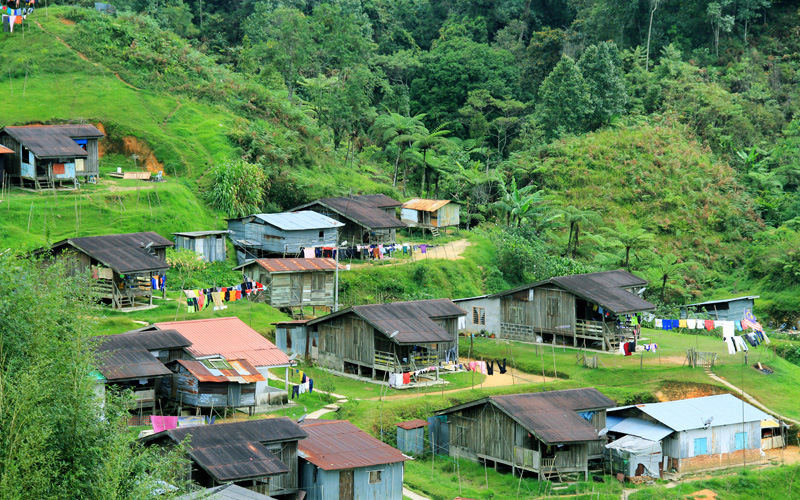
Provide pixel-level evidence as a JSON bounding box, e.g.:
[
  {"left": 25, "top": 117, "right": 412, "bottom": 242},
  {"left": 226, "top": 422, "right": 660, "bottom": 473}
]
[{"left": 500, "top": 287, "right": 576, "bottom": 341}]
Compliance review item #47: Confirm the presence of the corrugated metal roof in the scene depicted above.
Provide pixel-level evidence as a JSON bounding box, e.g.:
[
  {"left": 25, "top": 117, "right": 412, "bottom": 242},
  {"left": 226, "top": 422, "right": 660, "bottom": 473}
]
[
  {"left": 684, "top": 295, "right": 760, "bottom": 307},
  {"left": 178, "top": 484, "right": 277, "bottom": 500},
  {"left": 146, "top": 419, "right": 306, "bottom": 483},
  {"left": 308, "top": 299, "right": 465, "bottom": 344},
  {"left": 235, "top": 258, "right": 343, "bottom": 273},
  {"left": 615, "top": 394, "right": 771, "bottom": 432},
  {"left": 271, "top": 319, "right": 314, "bottom": 326},
  {"left": 608, "top": 416, "right": 673, "bottom": 441},
  {"left": 438, "top": 388, "right": 616, "bottom": 445},
  {"left": 49, "top": 232, "right": 173, "bottom": 274},
  {"left": 294, "top": 196, "right": 406, "bottom": 229},
  {"left": 0, "top": 145, "right": 12, "bottom": 154},
  {"left": 176, "top": 358, "right": 266, "bottom": 383},
  {"left": 172, "top": 230, "right": 230, "bottom": 237},
  {"left": 396, "top": 419, "right": 429, "bottom": 430},
  {"left": 92, "top": 330, "right": 190, "bottom": 381},
  {"left": 155, "top": 317, "right": 290, "bottom": 368},
  {"left": 252, "top": 211, "right": 344, "bottom": 230},
  {"left": 2, "top": 124, "right": 104, "bottom": 158},
  {"left": 299, "top": 420, "right": 409, "bottom": 470},
  {"left": 402, "top": 198, "right": 451, "bottom": 212}
]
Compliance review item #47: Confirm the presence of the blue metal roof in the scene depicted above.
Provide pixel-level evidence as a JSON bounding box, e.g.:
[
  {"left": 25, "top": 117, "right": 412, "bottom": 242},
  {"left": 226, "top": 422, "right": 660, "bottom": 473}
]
[
  {"left": 608, "top": 416, "right": 673, "bottom": 441},
  {"left": 611, "top": 394, "right": 771, "bottom": 432},
  {"left": 254, "top": 211, "right": 344, "bottom": 230}
]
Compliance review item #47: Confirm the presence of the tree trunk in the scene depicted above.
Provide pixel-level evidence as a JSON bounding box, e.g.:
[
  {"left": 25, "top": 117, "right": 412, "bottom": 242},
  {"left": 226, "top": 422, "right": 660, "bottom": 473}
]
[
  {"left": 392, "top": 147, "right": 402, "bottom": 187},
  {"left": 660, "top": 274, "right": 668, "bottom": 304},
  {"left": 625, "top": 246, "right": 631, "bottom": 268},
  {"left": 421, "top": 150, "right": 427, "bottom": 197},
  {"left": 646, "top": 0, "right": 660, "bottom": 72}
]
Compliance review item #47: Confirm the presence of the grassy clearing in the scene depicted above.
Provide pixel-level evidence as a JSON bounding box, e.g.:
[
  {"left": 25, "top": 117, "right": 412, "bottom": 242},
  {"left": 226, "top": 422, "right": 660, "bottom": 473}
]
[{"left": 712, "top": 354, "right": 800, "bottom": 421}]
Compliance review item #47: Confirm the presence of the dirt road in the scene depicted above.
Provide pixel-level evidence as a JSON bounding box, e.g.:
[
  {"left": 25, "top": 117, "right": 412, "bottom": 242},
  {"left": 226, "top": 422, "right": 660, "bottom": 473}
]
[{"left": 349, "top": 239, "right": 471, "bottom": 269}]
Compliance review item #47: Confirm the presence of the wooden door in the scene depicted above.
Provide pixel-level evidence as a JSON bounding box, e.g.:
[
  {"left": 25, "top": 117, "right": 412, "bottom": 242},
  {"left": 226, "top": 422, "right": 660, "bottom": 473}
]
[
  {"left": 291, "top": 275, "right": 302, "bottom": 304},
  {"left": 339, "top": 469, "right": 354, "bottom": 500},
  {"left": 227, "top": 384, "right": 241, "bottom": 406}
]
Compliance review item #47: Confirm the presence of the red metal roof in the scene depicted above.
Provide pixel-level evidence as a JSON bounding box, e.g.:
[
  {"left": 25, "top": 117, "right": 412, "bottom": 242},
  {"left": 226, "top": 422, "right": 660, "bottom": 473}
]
[
  {"left": 0, "top": 145, "right": 12, "bottom": 154},
  {"left": 155, "top": 317, "right": 290, "bottom": 368},
  {"left": 395, "top": 419, "right": 429, "bottom": 430},
  {"left": 299, "top": 420, "right": 408, "bottom": 470},
  {"left": 176, "top": 358, "right": 266, "bottom": 383},
  {"left": 401, "top": 198, "right": 451, "bottom": 212},
  {"left": 249, "top": 258, "right": 343, "bottom": 273}
]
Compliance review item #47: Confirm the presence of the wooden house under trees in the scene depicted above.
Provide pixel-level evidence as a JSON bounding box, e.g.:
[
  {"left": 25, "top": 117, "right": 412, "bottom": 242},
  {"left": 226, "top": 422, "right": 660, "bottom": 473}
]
[
  {"left": 173, "top": 230, "right": 230, "bottom": 263},
  {"left": 306, "top": 299, "right": 465, "bottom": 381},
  {"left": 0, "top": 124, "right": 104, "bottom": 189},
  {"left": 435, "top": 388, "right": 616, "bottom": 481},
  {"left": 680, "top": 295, "right": 759, "bottom": 322},
  {"left": 234, "top": 258, "right": 343, "bottom": 314},
  {"left": 489, "top": 270, "right": 656, "bottom": 351},
  {"left": 291, "top": 194, "right": 406, "bottom": 246},
  {"left": 400, "top": 198, "right": 460, "bottom": 233},
  {"left": 39, "top": 232, "right": 173, "bottom": 309},
  {"left": 141, "top": 418, "right": 307, "bottom": 496}
]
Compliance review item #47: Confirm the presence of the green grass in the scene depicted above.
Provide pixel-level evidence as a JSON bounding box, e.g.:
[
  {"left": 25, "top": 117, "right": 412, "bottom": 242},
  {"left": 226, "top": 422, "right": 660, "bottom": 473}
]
[{"left": 629, "top": 465, "right": 800, "bottom": 499}]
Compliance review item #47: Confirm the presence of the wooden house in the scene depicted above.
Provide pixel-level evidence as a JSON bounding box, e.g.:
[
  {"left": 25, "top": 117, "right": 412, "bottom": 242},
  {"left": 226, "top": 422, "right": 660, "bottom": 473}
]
[
  {"left": 227, "top": 211, "right": 344, "bottom": 263},
  {"left": 161, "top": 358, "right": 265, "bottom": 414},
  {"left": 606, "top": 394, "right": 770, "bottom": 475},
  {"left": 488, "top": 270, "right": 656, "bottom": 351},
  {"left": 0, "top": 124, "right": 104, "bottom": 189},
  {"left": 40, "top": 232, "right": 173, "bottom": 309},
  {"left": 273, "top": 319, "right": 316, "bottom": 360},
  {"left": 292, "top": 194, "right": 406, "bottom": 246},
  {"left": 400, "top": 199, "right": 460, "bottom": 232},
  {"left": 92, "top": 329, "right": 191, "bottom": 411},
  {"left": 0, "top": 144, "right": 12, "bottom": 187},
  {"left": 142, "top": 418, "right": 307, "bottom": 496},
  {"left": 395, "top": 419, "right": 429, "bottom": 455},
  {"left": 298, "top": 419, "right": 408, "bottom": 500},
  {"left": 173, "top": 230, "right": 230, "bottom": 263},
  {"left": 234, "top": 258, "right": 343, "bottom": 312},
  {"left": 680, "top": 295, "right": 759, "bottom": 322},
  {"left": 149, "top": 317, "right": 292, "bottom": 406},
  {"left": 435, "top": 388, "right": 616, "bottom": 481},
  {"left": 306, "top": 299, "right": 465, "bottom": 380}
]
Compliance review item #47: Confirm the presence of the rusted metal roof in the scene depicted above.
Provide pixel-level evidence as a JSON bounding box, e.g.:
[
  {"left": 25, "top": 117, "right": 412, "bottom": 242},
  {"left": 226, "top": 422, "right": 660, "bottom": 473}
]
[
  {"left": 438, "top": 388, "right": 616, "bottom": 445},
  {"left": 0, "top": 145, "right": 12, "bottom": 154},
  {"left": 172, "top": 230, "right": 230, "bottom": 238},
  {"left": 47, "top": 232, "right": 173, "bottom": 274},
  {"left": 396, "top": 419, "right": 429, "bottom": 430},
  {"left": 308, "top": 299, "right": 466, "bottom": 344},
  {"left": 176, "top": 358, "right": 266, "bottom": 383},
  {"left": 155, "top": 317, "right": 290, "bottom": 368},
  {"left": 271, "top": 319, "right": 314, "bottom": 326},
  {"left": 2, "top": 124, "right": 104, "bottom": 158},
  {"left": 143, "top": 418, "right": 307, "bottom": 483},
  {"left": 234, "top": 258, "right": 343, "bottom": 273},
  {"left": 299, "top": 420, "right": 408, "bottom": 470},
  {"left": 93, "top": 330, "right": 190, "bottom": 381},
  {"left": 401, "top": 198, "right": 451, "bottom": 212},
  {"left": 293, "top": 195, "right": 406, "bottom": 229}
]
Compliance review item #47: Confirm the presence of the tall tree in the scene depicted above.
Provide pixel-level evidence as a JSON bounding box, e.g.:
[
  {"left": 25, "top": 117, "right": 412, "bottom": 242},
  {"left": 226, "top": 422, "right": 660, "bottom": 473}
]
[
  {"left": 736, "top": 0, "right": 771, "bottom": 43},
  {"left": 601, "top": 221, "right": 655, "bottom": 269},
  {"left": 558, "top": 205, "right": 602, "bottom": 258},
  {"left": 707, "top": 1, "right": 735, "bottom": 58},
  {"left": 411, "top": 125, "right": 450, "bottom": 197},
  {"left": 578, "top": 42, "right": 628, "bottom": 129},
  {"left": 370, "top": 112, "right": 427, "bottom": 187},
  {"left": 536, "top": 55, "right": 593, "bottom": 139}
]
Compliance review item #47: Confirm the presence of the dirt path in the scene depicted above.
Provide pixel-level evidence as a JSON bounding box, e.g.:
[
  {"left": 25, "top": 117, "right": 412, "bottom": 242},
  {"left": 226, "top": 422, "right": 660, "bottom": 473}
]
[
  {"left": 705, "top": 368, "right": 800, "bottom": 426},
  {"left": 349, "top": 239, "right": 471, "bottom": 269}
]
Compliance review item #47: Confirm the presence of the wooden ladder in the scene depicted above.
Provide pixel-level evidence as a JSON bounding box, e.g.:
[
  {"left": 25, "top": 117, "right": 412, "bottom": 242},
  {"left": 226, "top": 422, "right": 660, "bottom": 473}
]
[{"left": 430, "top": 227, "right": 441, "bottom": 237}]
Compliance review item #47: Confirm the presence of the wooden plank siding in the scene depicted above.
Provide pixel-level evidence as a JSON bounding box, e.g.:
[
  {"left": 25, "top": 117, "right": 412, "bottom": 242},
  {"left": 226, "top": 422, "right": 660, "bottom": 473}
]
[
  {"left": 500, "top": 288, "right": 577, "bottom": 345},
  {"left": 240, "top": 264, "right": 335, "bottom": 309}
]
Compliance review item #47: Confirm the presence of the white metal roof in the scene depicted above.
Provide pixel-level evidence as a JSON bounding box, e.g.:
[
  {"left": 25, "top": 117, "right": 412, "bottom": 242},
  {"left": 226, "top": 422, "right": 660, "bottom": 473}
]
[
  {"left": 608, "top": 416, "right": 673, "bottom": 441},
  {"left": 253, "top": 211, "right": 344, "bottom": 230},
  {"left": 684, "top": 295, "right": 760, "bottom": 307}
]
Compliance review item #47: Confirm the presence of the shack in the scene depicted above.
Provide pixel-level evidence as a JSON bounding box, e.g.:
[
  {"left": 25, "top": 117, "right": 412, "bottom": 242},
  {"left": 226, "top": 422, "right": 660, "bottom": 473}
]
[
  {"left": 0, "top": 124, "right": 104, "bottom": 189},
  {"left": 453, "top": 294, "right": 501, "bottom": 335},
  {"left": 173, "top": 230, "right": 230, "bottom": 263},
  {"left": 234, "top": 258, "right": 343, "bottom": 313},
  {"left": 291, "top": 194, "right": 406, "bottom": 246},
  {"left": 298, "top": 419, "right": 408, "bottom": 500},
  {"left": 39, "top": 232, "right": 172, "bottom": 309},
  {"left": 400, "top": 199, "right": 460, "bottom": 232},
  {"left": 306, "top": 299, "right": 465, "bottom": 382},
  {"left": 435, "top": 388, "right": 616, "bottom": 481},
  {"left": 396, "top": 419, "right": 429, "bottom": 455},
  {"left": 680, "top": 295, "right": 759, "bottom": 321},
  {"left": 161, "top": 358, "right": 265, "bottom": 414},
  {"left": 607, "top": 394, "right": 771, "bottom": 474},
  {"left": 227, "top": 211, "right": 344, "bottom": 263},
  {"left": 489, "top": 270, "right": 656, "bottom": 351},
  {"left": 273, "top": 319, "right": 316, "bottom": 360},
  {"left": 142, "top": 418, "right": 307, "bottom": 496},
  {"left": 0, "top": 144, "right": 12, "bottom": 187}
]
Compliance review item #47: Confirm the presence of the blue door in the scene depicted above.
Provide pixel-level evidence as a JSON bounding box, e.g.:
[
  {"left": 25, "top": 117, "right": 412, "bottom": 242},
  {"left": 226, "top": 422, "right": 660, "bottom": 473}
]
[
  {"left": 694, "top": 437, "right": 707, "bottom": 456},
  {"left": 735, "top": 432, "right": 747, "bottom": 450}
]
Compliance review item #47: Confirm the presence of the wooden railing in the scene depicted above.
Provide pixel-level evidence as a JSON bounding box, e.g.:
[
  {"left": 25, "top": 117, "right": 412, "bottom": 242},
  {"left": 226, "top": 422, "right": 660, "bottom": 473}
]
[
  {"left": 411, "top": 351, "right": 438, "bottom": 367},
  {"left": 514, "top": 447, "right": 541, "bottom": 469},
  {"left": 374, "top": 350, "right": 400, "bottom": 371},
  {"left": 575, "top": 320, "right": 604, "bottom": 339},
  {"left": 133, "top": 389, "right": 156, "bottom": 403}
]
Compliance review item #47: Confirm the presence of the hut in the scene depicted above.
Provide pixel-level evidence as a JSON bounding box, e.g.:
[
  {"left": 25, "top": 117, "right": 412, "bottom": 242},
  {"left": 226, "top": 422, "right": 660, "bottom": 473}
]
[
  {"left": 273, "top": 319, "right": 316, "bottom": 359},
  {"left": 400, "top": 199, "right": 460, "bottom": 233},
  {"left": 291, "top": 194, "right": 406, "bottom": 246},
  {"left": 234, "top": 258, "right": 343, "bottom": 313},
  {"left": 149, "top": 317, "right": 292, "bottom": 406},
  {"left": 173, "top": 230, "right": 230, "bottom": 263},
  {"left": 141, "top": 418, "right": 307, "bottom": 496},
  {"left": 0, "top": 143, "right": 12, "bottom": 187},
  {"left": 435, "top": 388, "right": 616, "bottom": 481},
  {"left": 488, "top": 270, "right": 656, "bottom": 351},
  {"left": 298, "top": 420, "right": 408, "bottom": 500},
  {"left": 395, "top": 419, "right": 429, "bottom": 455},
  {"left": 39, "top": 232, "right": 172, "bottom": 309},
  {"left": 306, "top": 299, "right": 465, "bottom": 382},
  {"left": 0, "top": 124, "right": 104, "bottom": 189},
  {"left": 453, "top": 294, "right": 501, "bottom": 335},
  {"left": 227, "top": 211, "right": 344, "bottom": 263},
  {"left": 680, "top": 296, "right": 760, "bottom": 322},
  {"left": 161, "top": 358, "right": 265, "bottom": 414},
  {"left": 607, "top": 394, "right": 771, "bottom": 475}
]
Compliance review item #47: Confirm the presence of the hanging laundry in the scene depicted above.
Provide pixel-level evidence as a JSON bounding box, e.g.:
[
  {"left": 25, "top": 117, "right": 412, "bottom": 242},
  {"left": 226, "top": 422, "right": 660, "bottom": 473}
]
[
  {"left": 303, "top": 247, "right": 315, "bottom": 258},
  {"left": 655, "top": 319, "right": 662, "bottom": 328},
  {"left": 497, "top": 358, "right": 507, "bottom": 374},
  {"left": 724, "top": 337, "right": 736, "bottom": 355},
  {"left": 419, "top": 244, "right": 428, "bottom": 254},
  {"left": 679, "top": 319, "right": 687, "bottom": 328},
  {"left": 403, "top": 372, "right": 411, "bottom": 385},
  {"left": 735, "top": 321, "right": 743, "bottom": 331},
  {"left": 705, "top": 320, "right": 715, "bottom": 331}
]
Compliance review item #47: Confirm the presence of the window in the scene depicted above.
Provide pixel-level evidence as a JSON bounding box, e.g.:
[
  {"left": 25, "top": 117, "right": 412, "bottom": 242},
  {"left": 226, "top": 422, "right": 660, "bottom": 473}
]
[
  {"left": 510, "top": 306, "right": 526, "bottom": 324},
  {"left": 547, "top": 297, "right": 559, "bottom": 316},
  {"left": 368, "top": 470, "right": 382, "bottom": 484},
  {"left": 312, "top": 273, "right": 325, "bottom": 292},
  {"left": 693, "top": 437, "right": 707, "bottom": 456},
  {"left": 319, "top": 230, "right": 324, "bottom": 238},
  {"left": 735, "top": 432, "right": 747, "bottom": 450},
  {"left": 472, "top": 307, "right": 486, "bottom": 325}
]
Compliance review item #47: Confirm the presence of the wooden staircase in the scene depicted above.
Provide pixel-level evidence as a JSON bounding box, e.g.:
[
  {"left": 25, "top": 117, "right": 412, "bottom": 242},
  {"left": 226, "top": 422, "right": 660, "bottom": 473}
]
[{"left": 430, "top": 227, "right": 441, "bottom": 237}]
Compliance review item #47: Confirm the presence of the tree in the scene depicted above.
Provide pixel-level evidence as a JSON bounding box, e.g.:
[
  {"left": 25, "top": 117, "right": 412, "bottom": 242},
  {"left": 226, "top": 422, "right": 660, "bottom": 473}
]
[
  {"left": 370, "top": 112, "right": 427, "bottom": 187},
  {"left": 207, "top": 159, "right": 268, "bottom": 218},
  {"left": 493, "top": 176, "right": 552, "bottom": 229},
  {"left": 644, "top": 252, "right": 697, "bottom": 305},
  {"left": 707, "top": 1, "right": 735, "bottom": 58},
  {"left": 601, "top": 221, "right": 655, "bottom": 269},
  {"left": 578, "top": 42, "right": 628, "bottom": 128},
  {"left": 645, "top": 0, "right": 664, "bottom": 72},
  {"left": 536, "top": 55, "right": 593, "bottom": 139},
  {"left": 458, "top": 89, "right": 529, "bottom": 166},
  {"left": 558, "top": 205, "right": 602, "bottom": 258},
  {"left": 411, "top": 125, "right": 450, "bottom": 198},
  {"left": 736, "top": 0, "right": 770, "bottom": 44}
]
